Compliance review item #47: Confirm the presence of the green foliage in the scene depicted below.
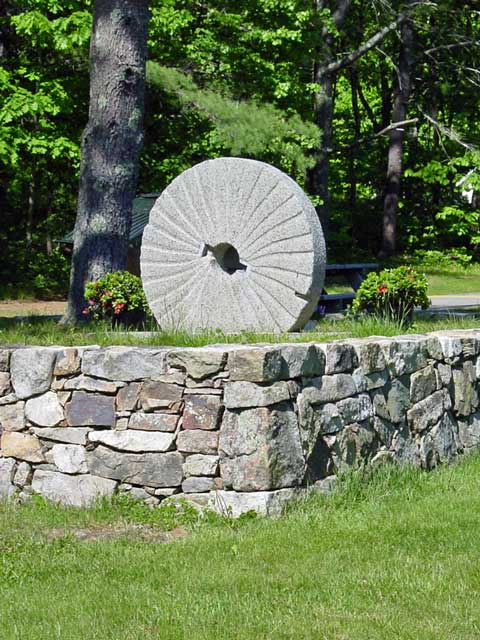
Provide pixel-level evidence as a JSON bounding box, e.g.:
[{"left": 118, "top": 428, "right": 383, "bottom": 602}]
[
  {"left": 83, "top": 271, "right": 150, "bottom": 321},
  {"left": 408, "top": 248, "right": 473, "bottom": 269},
  {"left": 352, "top": 267, "right": 430, "bottom": 324},
  {"left": 146, "top": 62, "right": 319, "bottom": 180}
]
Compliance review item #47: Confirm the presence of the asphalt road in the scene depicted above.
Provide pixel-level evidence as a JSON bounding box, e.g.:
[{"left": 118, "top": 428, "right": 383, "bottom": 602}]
[{"left": 429, "top": 294, "right": 480, "bottom": 309}]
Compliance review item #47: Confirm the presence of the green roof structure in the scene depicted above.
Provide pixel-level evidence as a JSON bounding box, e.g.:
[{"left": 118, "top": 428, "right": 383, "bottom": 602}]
[{"left": 61, "top": 193, "right": 160, "bottom": 244}]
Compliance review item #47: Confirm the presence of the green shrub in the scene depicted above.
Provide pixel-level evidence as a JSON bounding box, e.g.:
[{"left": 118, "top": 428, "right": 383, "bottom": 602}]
[
  {"left": 351, "top": 266, "right": 430, "bottom": 324},
  {"left": 83, "top": 271, "right": 151, "bottom": 322},
  {"left": 409, "top": 248, "right": 473, "bottom": 268}
]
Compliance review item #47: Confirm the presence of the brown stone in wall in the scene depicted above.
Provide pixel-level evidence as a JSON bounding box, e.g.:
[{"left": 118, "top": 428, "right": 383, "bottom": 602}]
[
  {"left": 65, "top": 391, "right": 115, "bottom": 427},
  {"left": 182, "top": 395, "right": 222, "bottom": 430},
  {"left": 140, "top": 381, "right": 183, "bottom": 411}
]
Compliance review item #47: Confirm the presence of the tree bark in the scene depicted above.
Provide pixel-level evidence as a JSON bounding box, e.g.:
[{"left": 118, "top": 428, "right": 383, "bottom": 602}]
[
  {"left": 380, "top": 9, "right": 414, "bottom": 258},
  {"left": 308, "top": 0, "right": 352, "bottom": 234},
  {"left": 62, "top": 0, "right": 150, "bottom": 323}
]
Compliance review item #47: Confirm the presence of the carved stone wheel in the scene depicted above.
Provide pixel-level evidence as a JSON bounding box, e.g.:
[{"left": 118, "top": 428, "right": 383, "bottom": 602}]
[{"left": 141, "top": 158, "right": 326, "bottom": 333}]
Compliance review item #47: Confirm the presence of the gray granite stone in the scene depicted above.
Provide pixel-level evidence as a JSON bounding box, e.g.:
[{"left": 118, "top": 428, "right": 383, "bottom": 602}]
[
  {"left": 32, "top": 469, "right": 117, "bottom": 507},
  {"left": 167, "top": 348, "right": 227, "bottom": 380},
  {"left": 228, "top": 348, "right": 284, "bottom": 382},
  {"left": 25, "top": 391, "right": 63, "bottom": 427},
  {"left": 65, "top": 392, "right": 115, "bottom": 427},
  {"left": 279, "top": 344, "right": 324, "bottom": 378},
  {"left": 82, "top": 347, "right": 168, "bottom": 381},
  {"left": 87, "top": 446, "right": 183, "bottom": 487},
  {"left": 32, "top": 427, "right": 92, "bottom": 446},
  {"left": 0, "top": 349, "right": 10, "bottom": 372},
  {"left": 64, "top": 375, "right": 119, "bottom": 393},
  {"left": 209, "top": 488, "right": 301, "bottom": 517},
  {"left": 182, "top": 476, "right": 215, "bottom": 493},
  {"left": 452, "top": 362, "right": 478, "bottom": 416},
  {"left": 10, "top": 348, "right": 57, "bottom": 399},
  {"left": 13, "top": 461, "right": 32, "bottom": 487},
  {"left": 53, "top": 349, "right": 81, "bottom": 376},
  {"left": 321, "top": 343, "right": 358, "bottom": 375},
  {"left": 141, "top": 158, "right": 326, "bottom": 333},
  {"left": 219, "top": 404, "right": 304, "bottom": 491},
  {"left": 337, "top": 394, "right": 373, "bottom": 424},
  {"left": 0, "top": 372, "right": 11, "bottom": 397},
  {"left": 410, "top": 366, "right": 437, "bottom": 404},
  {"left": 176, "top": 430, "right": 219, "bottom": 454},
  {"left": 183, "top": 454, "right": 219, "bottom": 477},
  {"left": 0, "top": 401, "right": 25, "bottom": 431},
  {"left": 301, "top": 374, "right": 357, "bottom": 405},
  {"left": 140, "top": 381, "right": 183, "bottom": 411},
  {"left": 51, "top": 444, "right": 88, "bottom": 474},
  {"left": 407, "top": 389, "right": 450, "bottom": 432},
  {"left": 0, "top": 457, "right": 16, "bottom": 499},
  {"left": 224, "top": 381, "right": 290, "bottom": 409},
  {"left": 128, "top": 412, "right": 178, "bottom": 432},
  {"left": 382, "top": 338, "right": 429, "bottom": 376},
  {"left": 88, "top": 429, "right": 175, "bottom": 452}
]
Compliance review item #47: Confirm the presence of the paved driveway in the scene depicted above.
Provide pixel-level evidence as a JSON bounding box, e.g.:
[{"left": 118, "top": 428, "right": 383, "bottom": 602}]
[{"left": 429, "top": 294, "right": 480, "bottom": 309}]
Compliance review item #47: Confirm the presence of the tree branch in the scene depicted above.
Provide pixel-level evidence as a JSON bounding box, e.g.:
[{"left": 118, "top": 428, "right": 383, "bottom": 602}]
[
  {"left": 421, "top": 110, "right": 476, "bottom": 151},
  {"left": 319, "top": 12, "right": 408, "bottom": 78},
  {"left": 338, "top": 118, "right": 419, "bottom": 151}
]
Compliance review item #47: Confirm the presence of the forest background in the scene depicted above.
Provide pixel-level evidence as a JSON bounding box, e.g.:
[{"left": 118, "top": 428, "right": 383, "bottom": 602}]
[{"left": 1, "top": 0, "right": 479, "bottom": 299}]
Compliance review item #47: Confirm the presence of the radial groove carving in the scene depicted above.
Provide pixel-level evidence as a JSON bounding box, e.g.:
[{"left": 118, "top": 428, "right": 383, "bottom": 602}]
[{"left": 141, "top": 158, "right": 326, "bottom": 332}]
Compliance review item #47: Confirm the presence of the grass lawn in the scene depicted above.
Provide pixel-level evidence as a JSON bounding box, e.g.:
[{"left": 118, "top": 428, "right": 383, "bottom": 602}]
[
  {"left": 1, "top": 313, "right": 479, "bottom": 347},
  {"left": 2, "top": 456, "right": 480, "bottom": 639}
]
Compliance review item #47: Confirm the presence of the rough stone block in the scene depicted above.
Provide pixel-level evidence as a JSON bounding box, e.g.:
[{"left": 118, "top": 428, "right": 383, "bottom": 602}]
[
  {"left": 140, "top": 381, "right": 183, "bottom": 411},
  {"left": 1, "top": 431, "right": 45, "bottom": 463},
  {"left": 51, "top": 444, "right": 88, "bottom": 474},
  {"left": 65, "top": 392, "right": 115, "bottom": 427},
  {"left": 183, "top": 454, "right": 219, "bottom": 477},
  {"left": 419, "top": 413, "right": 457, "bottom": 469},
  {"left": 209, "top": 488, "right": 301, "bottom": 517},
  {"left": 410, "top": 366, "right": 437, "bottom": 404},
  {"left": 351, "top": 341, "right": 387, "bottom": 374},
  {"left": 182, "top": 476, "right": 215, "bottom": 493},
  {"left": 64, "top": 375, "right": 119, "bottom": 394},
  {"left": 321, "top": 343, "right": 358, "bottom": 375},
  {"left": 330, "top": 421, "right": 377, "bottom": 471},
  {"left": 0, "top": 457, "right": 16, "bottom": 499},
  {"left": 301, "top": 374, "right": 356, "bottom": 405},
  {"left": 407, "top": 389, "right": 450, "bottom": 432},
  {"left": 182, "top": 395, "right": 222, "bottom": 429},
  {"left": 54, "top": 349, "right": 81, "bottom": 376},
  {"left": 228, "top": 348, "right": 283, "bottom": 382},
  {"left": 452, "top": 362, "right": 478, "bottom": 416},
  {"left": 32, "top": 427, "right": 92, "bottom": 446},
  {"left": 167, "top": 348, "right": 227, "bottom": 380},
  {"left": 0, "top": 372, "right": 11, "bottom": 397},
  {"left": 86, "top": 446, "right": 183, "bottom": 487},
  {"left": 0, "top": 349, "right": 10, "bottom": 372},
  {"left": 371, "top": 377, "right": 410, "bottom": 424},
  {"left": 337, "top": 394, "right": 373, "bottom": 424},
  {"left": 10, "top": 348, "right": 57, "bottom": 399},
  {"left": 13, "top": 461, "right": 32, "bottom": 487},
  {"left": 31, "top": 469, "right": 117, "bottom": 507},
  {"left": 25, "top": 391, "right": 63, "bottom": 427},
  {"left": 88, "top": 429, "right": 175, "bottom": 452},
  {"left": 0, "top": 402, "right": 25, "bottom": 431},
  {"left": 382, "top": 338, "right": 429, "bottom": 376},
  {"left": 279, "top": 344, "right": 324, "bottom": 378},
  {"left": 224, "top": 381, "right": 290, "bottom": 409},
  {"left": 116, "top": 383, "right": 141, "bottom": 411},
  {"left": 128, "top": 412, "right": 178, "bottom": 432},
  {"left": 458, "top": 413, "right": 480, "bottom": 449},
  {"left": 82, "top": 347, "right": 168, "bottom": 381},
  {"left": 177, "top": 430, "right": 219, "bottom": 454},
  {"left": 219, "top": 404, "right": 304, "bottom": 491}
]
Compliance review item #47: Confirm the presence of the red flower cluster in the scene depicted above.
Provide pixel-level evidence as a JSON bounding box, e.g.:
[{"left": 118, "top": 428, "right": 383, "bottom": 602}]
[{"left": 378, "top": 285, "right": 388, "bottom": 294}]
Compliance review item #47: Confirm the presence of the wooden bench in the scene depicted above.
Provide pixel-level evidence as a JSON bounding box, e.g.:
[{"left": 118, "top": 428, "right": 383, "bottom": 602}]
[{"left": 318, "top": 263, "right": 379, "bottom": 314}]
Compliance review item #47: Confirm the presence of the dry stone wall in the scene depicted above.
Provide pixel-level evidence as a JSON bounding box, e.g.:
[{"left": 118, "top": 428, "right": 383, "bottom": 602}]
[{"left": 1, "top": 330, "right": 480, "bottom": 516}]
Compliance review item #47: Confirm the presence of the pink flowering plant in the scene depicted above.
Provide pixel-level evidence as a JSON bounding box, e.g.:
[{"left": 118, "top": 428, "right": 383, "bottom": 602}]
[
  {"left": 351, "top": 266, "right": 430, "bottom": 323},
  {"left": 83, "top": 271, "right": 150, "bottom": 322}
]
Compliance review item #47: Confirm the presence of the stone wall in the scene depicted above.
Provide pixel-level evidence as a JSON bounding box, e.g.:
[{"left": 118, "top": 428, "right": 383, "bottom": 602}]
[{"left": 0, "top": 330, "right": 479, "bottom": 516}]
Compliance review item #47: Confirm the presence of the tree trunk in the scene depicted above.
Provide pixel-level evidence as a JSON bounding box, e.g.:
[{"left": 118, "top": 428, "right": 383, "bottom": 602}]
[
  {"left": 62, "top": 0, "right": 149, "bottom": 323},
  {"left": 308, "top": 0, "right": 352, "bottom": 234},
  {"left": 380, "top": 10, "right": 414, "bottom": 258}
]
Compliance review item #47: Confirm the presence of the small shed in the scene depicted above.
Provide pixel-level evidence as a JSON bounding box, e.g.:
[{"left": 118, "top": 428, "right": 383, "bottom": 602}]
[{"left": 60, "top": 193, "right": 159, "bottom": 275}]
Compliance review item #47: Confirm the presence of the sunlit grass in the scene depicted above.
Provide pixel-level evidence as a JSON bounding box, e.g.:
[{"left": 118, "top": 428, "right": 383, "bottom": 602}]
[{"left": 2, "top": 455, "right": 480, "bottom": 638}]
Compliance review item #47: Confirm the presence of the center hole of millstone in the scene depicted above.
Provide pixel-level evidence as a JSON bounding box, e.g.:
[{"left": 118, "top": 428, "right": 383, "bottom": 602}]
[{"left": 204, "top": 243, "right": 247, "bottom": 274}]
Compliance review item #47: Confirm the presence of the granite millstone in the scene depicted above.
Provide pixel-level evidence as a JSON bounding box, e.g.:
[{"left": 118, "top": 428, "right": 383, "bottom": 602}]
[{"left": 141, "top": 158, "right": 326, "bottom": 333}]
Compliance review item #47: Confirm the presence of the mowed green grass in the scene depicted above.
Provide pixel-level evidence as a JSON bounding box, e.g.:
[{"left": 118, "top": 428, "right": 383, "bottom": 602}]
[{"left": 2, "top": 456, "right": 480, "bottom": 639}]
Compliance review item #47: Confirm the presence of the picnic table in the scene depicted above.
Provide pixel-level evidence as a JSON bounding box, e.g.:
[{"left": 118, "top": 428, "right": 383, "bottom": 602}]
[{"left": 318, "top": 263, "right": 379, "bottom": 314}]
